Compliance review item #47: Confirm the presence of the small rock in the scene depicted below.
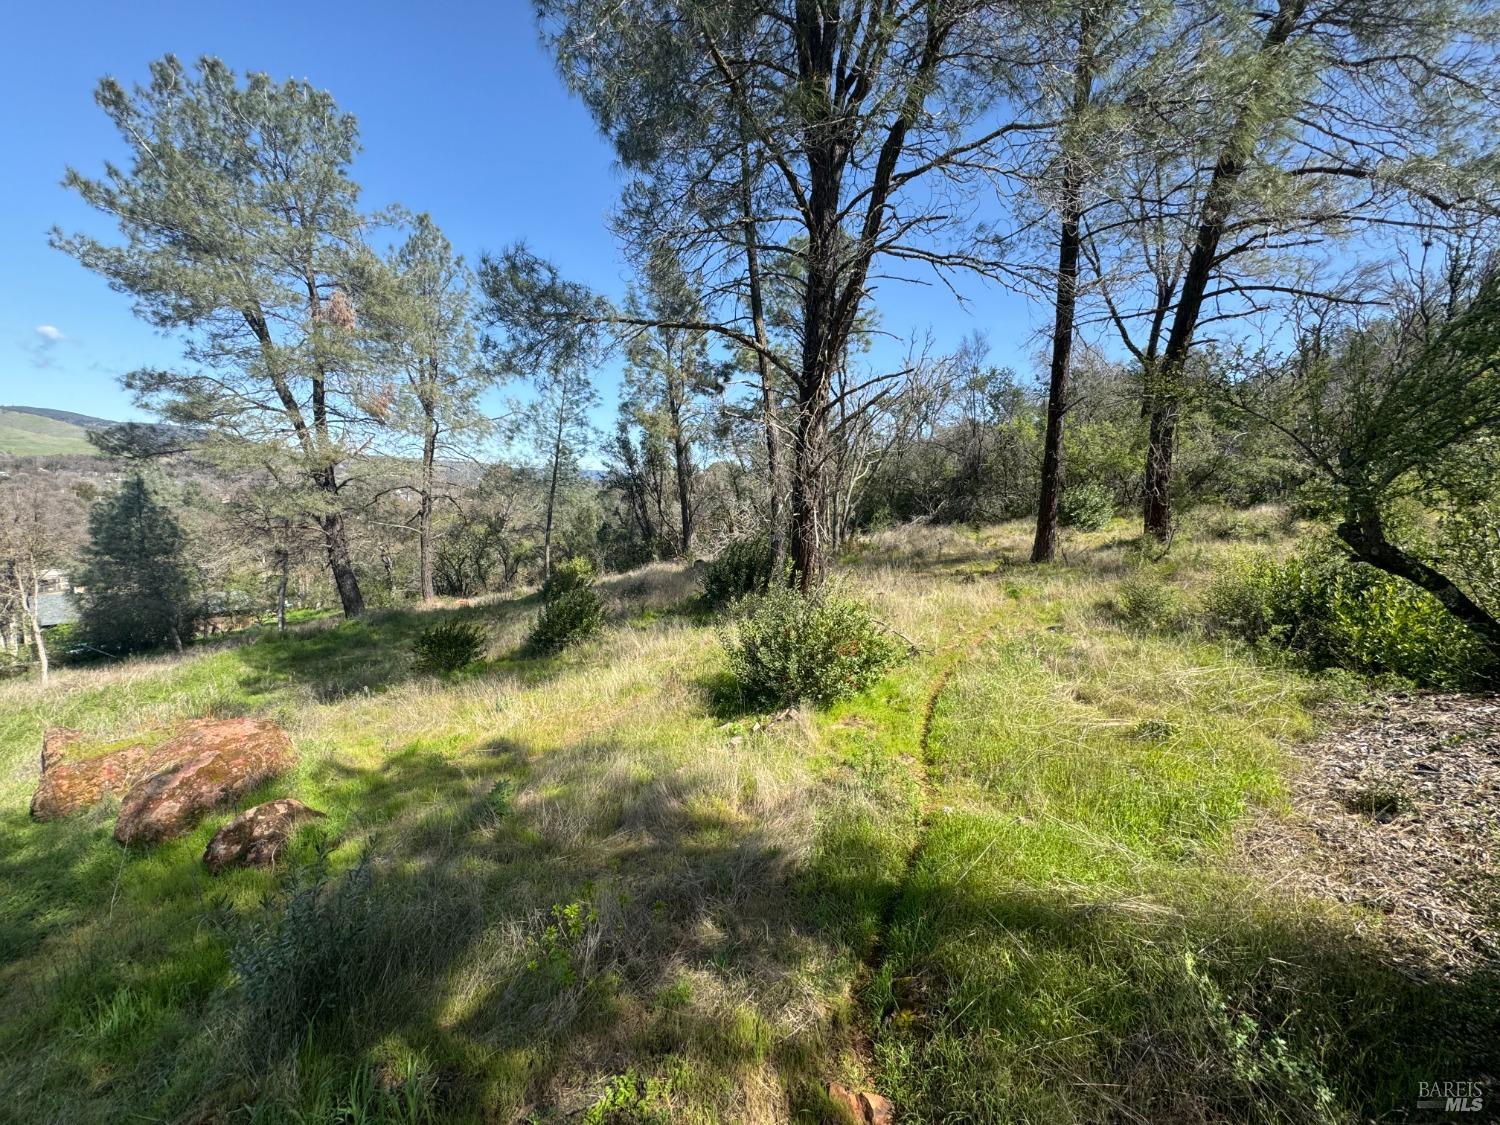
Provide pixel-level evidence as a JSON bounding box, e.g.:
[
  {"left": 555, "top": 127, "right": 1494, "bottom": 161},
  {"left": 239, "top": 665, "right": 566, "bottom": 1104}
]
[
  {"left": 114, "top": 718, "right": 296, "bottom": 847},
  {"left": 861, "top": 1091, "right": 895, "bottom": 1125},
  {"left": 826, "top": 1082, "right": 895, "bottom": 1124},
  {"left": 203, "top": 798, "right": 325, "bottom": 873},
  {"left": 827, "top": 1083, "right": 865, "bottom": 1123}
]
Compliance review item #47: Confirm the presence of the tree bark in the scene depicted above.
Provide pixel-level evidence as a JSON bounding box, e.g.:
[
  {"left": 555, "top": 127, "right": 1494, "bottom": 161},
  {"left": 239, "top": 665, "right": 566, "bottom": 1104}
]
[
  {"left": 1141, "top": 0, "right": 1305, "bottom": 541},
  {"left": 419, "top": 417, "right": 438, "bottom": 601},
  {"left": 1032, "top": 5, "right": 1094, "bottom": 564},
  {"left": 320, "top": 506, "right": 365, "bottom": 618},
  {"left": 23, "top": 572, "right": 48, "bottom": 686},
  {"left": 1337, "top": 500, "right": 1500, "bottom": 653},
  {"left": 275, "top": 547, "right": 289, "bottom": 631},
  {"left": 672, "top": 429, "right": 694, "bottom": 556},
  {"left": 543, "top": 410, "right": 565, "bottom": 580},
  {"left": 739, "top": 139, "right": 785, "bottom": 580},
  {"left": 667, "top": 374, "right": 695, "bottom": 556}
]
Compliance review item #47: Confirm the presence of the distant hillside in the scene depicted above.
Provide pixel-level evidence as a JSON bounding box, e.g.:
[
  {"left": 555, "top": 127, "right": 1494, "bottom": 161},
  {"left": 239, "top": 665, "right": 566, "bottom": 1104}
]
[
  {"left": 1, "top": 405, "right": 118, "bottom": 430},
  {"left": 0, "top": 407, "right": 104, "bottom": 455}
]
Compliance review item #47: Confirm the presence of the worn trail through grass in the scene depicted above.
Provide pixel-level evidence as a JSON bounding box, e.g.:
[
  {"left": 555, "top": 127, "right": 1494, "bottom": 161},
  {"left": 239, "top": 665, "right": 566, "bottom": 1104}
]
[{"left": 859, "top": 609, "right": 1010, "bottom": 1033}]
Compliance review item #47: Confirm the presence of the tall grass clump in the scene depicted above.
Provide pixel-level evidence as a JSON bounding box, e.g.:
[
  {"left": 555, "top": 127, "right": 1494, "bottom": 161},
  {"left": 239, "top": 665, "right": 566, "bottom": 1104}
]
[
  {"left": 223, "top": 855, "right": 483, "bottom": 1073},
  {"left": 719, "top": 584, "right": 903, "bottom": 707},
  {"left": 1204, "top": 547, "right": 1491, "bottom": 687},
  {"left": 1113, "top": 573, "right": 1185, "bottom": 632},
  {"left": 529, "top": 559, "right": 605, "bottom": 654}
]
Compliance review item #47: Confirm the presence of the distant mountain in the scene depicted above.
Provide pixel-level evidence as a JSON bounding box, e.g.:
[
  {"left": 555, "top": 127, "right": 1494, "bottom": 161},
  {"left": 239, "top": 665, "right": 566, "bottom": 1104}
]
[
  {"left": 1, "top": 405, "right": 118, "bottom": 430},
  {"left": 0, "top": 407, "right": 105, "bottom": 456}
]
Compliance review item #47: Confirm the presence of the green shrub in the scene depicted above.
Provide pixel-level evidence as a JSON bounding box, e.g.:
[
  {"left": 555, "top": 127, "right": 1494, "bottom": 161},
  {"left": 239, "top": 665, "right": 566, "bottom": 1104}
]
[
  {"left": 411, "top": 618, "right": 487, "bottom": 673},
  {"left": 528, "top": 586, "right": 605, "bottom": 654},
  {"left": 540, "top": 557, "right": 597, "bottom": 604},
  {"left": 701, "top": 536, "right": 779, "bottom": 605},
  {"left": 1114, "top": 574, "right": 1184, "bottom": 632},
  {"left": 719, "top": 584, "right": 904, "bottom": 707},
  {"left": 1203, "top": 547, "right": 1492, "bottom": 688},
  {"left": 1059, "top": 482, "right": 1115, "bottom": 531}
]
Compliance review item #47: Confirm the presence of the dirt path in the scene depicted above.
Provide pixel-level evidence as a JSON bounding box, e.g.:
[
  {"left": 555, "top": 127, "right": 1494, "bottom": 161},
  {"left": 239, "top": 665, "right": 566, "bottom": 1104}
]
[{"left": 1240, "top": 693, "right": 1500, "bottom": 980}]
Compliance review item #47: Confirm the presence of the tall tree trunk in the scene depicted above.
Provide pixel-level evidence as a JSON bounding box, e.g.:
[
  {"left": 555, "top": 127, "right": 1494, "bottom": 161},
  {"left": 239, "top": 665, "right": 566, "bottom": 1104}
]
[
  {"left": 1142, "top": 0, "right": 1304, "bottom": 541},
  {"left": 320, "top": 505, "right": 365, "bottom": 618},
  {"left": 543, "top": 412, "right": 565, "bottom": 580},
  {"left": 275, "top": 547, "right": 289, "bottom": 632},
  {"left": 1033, "top": 5, "right": 1094, "bottom": 564},
  {"left": 419, "top": 417, "right": 438, "bottom": 601},
  {"left": 245, "top": 306, "right": 365, "bottom": 617},
  {"left": 740, "top": 139, "right": 785, "bottom": 579},
  {"left": 792, "top": 147, "right": 839, "bottom": 590},
  {"left": 23, "top": 574, "right": 48, "bottom": 686},
  {"left": 673, "top": 439, "right": 693, "bottom": 556},
  {"left": 787, "top": 399, "right": 827, "bottom": 591}
]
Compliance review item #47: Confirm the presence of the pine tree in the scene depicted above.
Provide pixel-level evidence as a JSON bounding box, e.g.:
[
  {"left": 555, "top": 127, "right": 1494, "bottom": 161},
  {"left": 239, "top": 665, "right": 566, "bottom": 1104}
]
[
  {"left": 77, "top": 476, "right": 198, "bottom": 656},
  {"left": 54, "top": 55, "right": 378, "bottom": 616}
]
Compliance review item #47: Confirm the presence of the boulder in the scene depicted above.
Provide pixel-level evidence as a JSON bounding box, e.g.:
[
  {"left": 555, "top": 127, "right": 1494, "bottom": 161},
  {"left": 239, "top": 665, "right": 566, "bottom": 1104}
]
[
  {"left": 113, "top": 718, "right": 295, "bottom": 847},
  {"left": 203, "top": 798, "right": 325, "bottom": 873},
  {"left": 31, "top": 728, "right": 182, "bottom": 821}
]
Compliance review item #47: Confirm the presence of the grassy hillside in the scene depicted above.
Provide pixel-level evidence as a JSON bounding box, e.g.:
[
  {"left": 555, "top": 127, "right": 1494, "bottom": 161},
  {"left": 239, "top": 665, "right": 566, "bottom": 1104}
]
[
  {"left": 1, "top": 517, "right": 1494, "bottom": 1123},
  {"left": 0, "top": 407, "right": 99, "bottom": 455}
]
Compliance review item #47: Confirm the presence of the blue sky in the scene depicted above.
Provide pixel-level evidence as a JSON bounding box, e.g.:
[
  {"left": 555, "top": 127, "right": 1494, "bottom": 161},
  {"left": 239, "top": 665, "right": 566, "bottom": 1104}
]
[{"left": 0, "top": 0, "right": 1038, "bottom": 438}]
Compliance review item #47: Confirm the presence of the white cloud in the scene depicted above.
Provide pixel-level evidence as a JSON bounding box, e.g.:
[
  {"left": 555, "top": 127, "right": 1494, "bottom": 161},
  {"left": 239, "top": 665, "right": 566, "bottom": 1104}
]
[{"left": 34, "top": 325, "right": 65, "bottom": 342}]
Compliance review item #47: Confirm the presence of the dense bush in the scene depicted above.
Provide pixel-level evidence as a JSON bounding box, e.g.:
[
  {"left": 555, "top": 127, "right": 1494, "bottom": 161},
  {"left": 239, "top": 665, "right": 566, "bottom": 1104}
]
[
  {"left": 1204, "top": 548, "right": 1492, "bottom": 687},
  {"left": 701, "top": 536, "right": 778, "bottom": 605},
  {"left": 719, "top": 585, "right": 904, "bottom": 707},
  {"left": 540, "top": 557, "right": 597, "bottom": 603},
  {"left": 1058, "top": 482, "right": 1115, "bottom": 531},
  {"left": 529, "top": 586, "right": 605, "bottom": 654},
  {"left": 412, "top": 618, "right": 487, "bottom": 673}
]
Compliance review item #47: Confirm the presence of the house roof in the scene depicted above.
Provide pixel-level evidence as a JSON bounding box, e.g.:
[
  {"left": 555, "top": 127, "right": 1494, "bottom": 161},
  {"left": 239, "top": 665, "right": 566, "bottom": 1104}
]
[{"left": 36, "top": 592, "right": 77, "bottom": 628}]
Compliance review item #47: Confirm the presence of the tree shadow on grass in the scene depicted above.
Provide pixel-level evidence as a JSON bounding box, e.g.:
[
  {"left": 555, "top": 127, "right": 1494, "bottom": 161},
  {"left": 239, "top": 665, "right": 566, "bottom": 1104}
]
[
  {"left": 693, "top": 668, "right": 767, "bottom": 723},
  {"left": 866, "top": 873, "right": 1500, "bottom": 1124},
  {"left": 2, "top": 719, "right": 870, "bottom": 1122},
  {"left": 231, "top": 597, "right": 558, "bottom": 703},
  {"left": 0, "top": 803, "right": 126, "bottom": 967}
]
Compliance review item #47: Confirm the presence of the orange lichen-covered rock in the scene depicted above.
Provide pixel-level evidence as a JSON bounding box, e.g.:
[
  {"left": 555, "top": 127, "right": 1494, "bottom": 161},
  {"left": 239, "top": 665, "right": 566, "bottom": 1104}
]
[
  {"left": 203, "top": 798, "right": 325, "bottom": 873},
  {"left": 113, "top": 718, "right": 295, "bottom": 847},
  {"left": 30, "top": 728, "right": 176, "bottom": 821}
]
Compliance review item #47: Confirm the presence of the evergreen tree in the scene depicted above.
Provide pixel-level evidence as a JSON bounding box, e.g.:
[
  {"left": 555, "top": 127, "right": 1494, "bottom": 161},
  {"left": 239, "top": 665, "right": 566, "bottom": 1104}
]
[
  {"left": 54, "top": 55, "right": 379, "bottom": 616},
  {"left": 77, "top": 475, "right": 198, "bottom": 656},
  {"left": 353, "top": 212, "right": 489, "bottom": 600},
  {"left": 521, "top": 363, "right": 598, "bottom": 579},
  {"left": 621, "top": 250, "right": 720, "bottom": 556}
]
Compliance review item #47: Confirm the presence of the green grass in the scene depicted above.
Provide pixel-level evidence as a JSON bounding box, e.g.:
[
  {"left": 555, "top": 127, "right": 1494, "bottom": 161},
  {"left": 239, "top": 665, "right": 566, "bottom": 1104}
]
[
  {"left": 0, "top": 521, "right": 1493, "bottom": 1122},
  {"left": 0, "top": 408, "right": 97, "bottom": 455}
]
